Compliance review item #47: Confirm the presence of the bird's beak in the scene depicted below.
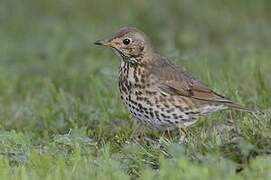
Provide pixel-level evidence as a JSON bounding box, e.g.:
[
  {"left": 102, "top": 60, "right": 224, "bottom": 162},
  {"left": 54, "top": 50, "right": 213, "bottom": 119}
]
[{"left": 94, "top": 39, "right": 111, "bottom": 46}]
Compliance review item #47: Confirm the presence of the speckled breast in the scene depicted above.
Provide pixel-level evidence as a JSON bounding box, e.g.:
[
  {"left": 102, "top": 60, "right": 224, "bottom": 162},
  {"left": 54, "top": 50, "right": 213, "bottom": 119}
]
[{"left": 118, "top": 62, "right": 200, "bottom": 131}]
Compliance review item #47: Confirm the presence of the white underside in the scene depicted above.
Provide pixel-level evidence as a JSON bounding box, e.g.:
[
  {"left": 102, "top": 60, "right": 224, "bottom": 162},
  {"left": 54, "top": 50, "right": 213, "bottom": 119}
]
[{"left": 199, "top": 104, "right": 228, "bottom": 115}]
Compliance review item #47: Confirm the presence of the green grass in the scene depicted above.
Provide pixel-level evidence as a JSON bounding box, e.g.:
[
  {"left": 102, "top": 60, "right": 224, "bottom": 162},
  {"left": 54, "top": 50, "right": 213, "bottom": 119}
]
[{"left": 0, "top": 0, "right": 271, "bottom": 179}]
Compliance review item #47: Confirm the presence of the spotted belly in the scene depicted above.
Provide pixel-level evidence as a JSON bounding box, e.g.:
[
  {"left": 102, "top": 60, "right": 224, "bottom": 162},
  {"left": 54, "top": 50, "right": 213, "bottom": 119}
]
[
  {"left": 120, "top": 90, "right": 200, "bottom": 131},
  {"left": 118, "top": 63, "right": 205, "bottom": 131}
]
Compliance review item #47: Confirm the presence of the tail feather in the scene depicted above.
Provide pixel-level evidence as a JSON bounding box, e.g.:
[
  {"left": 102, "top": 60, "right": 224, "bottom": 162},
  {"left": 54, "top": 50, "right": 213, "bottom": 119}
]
[{"left": 226, "top": 103, "right": 260, "bottom": 113}]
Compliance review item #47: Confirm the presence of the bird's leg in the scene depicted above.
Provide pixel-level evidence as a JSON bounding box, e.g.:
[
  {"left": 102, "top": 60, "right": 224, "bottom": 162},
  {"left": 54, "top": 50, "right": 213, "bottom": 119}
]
[
  {"left": 131, "top": 123, "right": 145, "bottom": 140},
  {"left": 162, "top": 128, "right": 174, "bottom": 141},
  {"left": 178, "top": 127, "right": 188, "bottom": 144}
]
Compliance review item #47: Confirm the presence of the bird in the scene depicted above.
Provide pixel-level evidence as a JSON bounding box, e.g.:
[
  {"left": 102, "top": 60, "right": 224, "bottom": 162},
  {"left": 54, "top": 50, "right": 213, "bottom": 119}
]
[{"left": 94, "top": 27, "right": 254, "bottom": 134}]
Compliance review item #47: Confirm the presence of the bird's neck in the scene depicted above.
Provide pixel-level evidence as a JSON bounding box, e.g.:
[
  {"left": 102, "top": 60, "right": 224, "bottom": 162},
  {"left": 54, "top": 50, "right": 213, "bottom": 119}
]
[{"left": 119, "top": 57, "right": 151, "bottom": 93}]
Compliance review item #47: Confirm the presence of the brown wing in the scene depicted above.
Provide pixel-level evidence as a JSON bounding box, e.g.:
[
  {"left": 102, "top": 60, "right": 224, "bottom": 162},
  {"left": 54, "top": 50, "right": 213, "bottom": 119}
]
[{"left": 150, "top": 55, "right": 233, "bottom": 103}]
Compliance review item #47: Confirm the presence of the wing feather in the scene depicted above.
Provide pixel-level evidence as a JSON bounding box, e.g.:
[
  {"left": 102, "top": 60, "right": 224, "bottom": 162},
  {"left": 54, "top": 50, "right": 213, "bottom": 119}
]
[{"left": 150, "top": 55, "right": 233, "bottom": 103}]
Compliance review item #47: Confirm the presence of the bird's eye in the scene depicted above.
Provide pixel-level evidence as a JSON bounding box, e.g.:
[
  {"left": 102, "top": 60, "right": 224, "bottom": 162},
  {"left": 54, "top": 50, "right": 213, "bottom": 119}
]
[{"left": 123, "top": 38, "right": 131, "bottom": 45}]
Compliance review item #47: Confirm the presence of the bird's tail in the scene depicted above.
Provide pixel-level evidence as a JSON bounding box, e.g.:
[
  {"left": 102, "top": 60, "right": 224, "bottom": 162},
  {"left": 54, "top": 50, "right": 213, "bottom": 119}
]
[{"left": 227, "top": 103, "right": 262, "bottom": 114}]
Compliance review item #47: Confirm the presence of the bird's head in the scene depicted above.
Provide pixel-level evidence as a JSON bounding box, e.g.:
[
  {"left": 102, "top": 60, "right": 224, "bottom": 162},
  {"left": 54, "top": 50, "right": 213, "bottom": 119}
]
[{"left": 94, "top": 27, "right": 153, "bottom": 62}]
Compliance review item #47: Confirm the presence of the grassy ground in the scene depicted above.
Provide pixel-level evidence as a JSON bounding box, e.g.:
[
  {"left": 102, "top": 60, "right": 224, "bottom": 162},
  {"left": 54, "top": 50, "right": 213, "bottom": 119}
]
[{"left": 1, "top": 0, "right": 271, "bottom": 179}]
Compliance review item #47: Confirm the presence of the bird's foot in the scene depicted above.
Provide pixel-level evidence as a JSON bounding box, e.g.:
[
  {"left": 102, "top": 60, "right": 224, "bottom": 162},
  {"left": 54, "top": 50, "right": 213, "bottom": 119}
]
[{"left": 178, "top": 128, "right": 189, "bottom": 144}]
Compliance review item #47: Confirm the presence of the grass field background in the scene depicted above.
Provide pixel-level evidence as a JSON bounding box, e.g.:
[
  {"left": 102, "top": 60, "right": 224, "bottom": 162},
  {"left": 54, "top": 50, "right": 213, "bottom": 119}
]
[{"left": 1, "top": 0, "right": 271, "bottom": 179}]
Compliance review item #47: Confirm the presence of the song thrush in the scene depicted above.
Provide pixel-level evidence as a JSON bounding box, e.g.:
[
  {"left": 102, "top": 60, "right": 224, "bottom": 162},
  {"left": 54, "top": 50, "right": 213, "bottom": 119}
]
[{"left": 94, "top": 27, "right": 253, "bottom": 132}]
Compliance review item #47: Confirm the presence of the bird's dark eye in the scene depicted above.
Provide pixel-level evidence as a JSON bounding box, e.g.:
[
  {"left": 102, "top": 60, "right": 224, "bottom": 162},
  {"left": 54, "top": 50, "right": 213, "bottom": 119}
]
[{"left": 123, "top": 38, "right": 131, "bottom": 45}]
